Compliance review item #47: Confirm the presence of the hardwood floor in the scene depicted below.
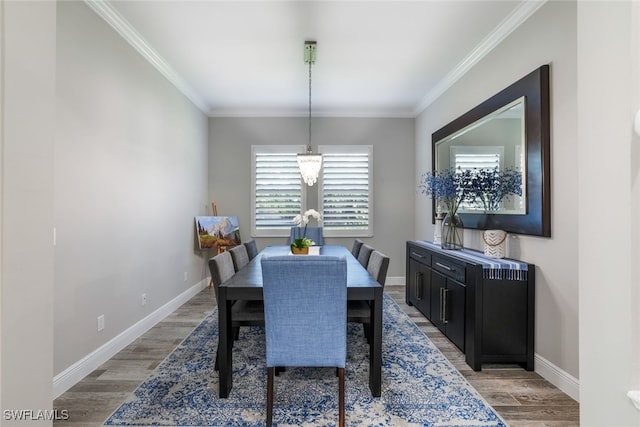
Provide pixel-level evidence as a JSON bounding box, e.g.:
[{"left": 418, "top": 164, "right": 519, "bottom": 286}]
[
  {"left": 53, "top": 284, "right": 579, "bottom": 426},
  {"left": 385, "top": 285, "right": 580, "bottom": 427}
]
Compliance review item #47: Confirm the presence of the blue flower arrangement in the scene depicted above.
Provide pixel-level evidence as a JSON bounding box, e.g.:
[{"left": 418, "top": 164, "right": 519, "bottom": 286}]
[
  {"left": 467, "top": 167, "right": 522, "bottom": 212},
  {"left": 419, "top": 167, "right": 523, "bottom": 214},
  {"left": 418, "top": 168, "right": 474, "bottom": 217}
]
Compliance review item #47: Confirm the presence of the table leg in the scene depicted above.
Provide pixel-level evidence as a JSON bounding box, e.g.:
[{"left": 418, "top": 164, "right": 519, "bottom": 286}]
[
  {"left": 218, "top": 287, "right": 233, "bottom": 398},
  {"left": 369, "top": 287, "right": 382, "bottom": 397}
]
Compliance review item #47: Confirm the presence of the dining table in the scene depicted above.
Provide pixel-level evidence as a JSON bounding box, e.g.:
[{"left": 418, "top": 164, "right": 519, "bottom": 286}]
[{"left": 217, "top": 244, "right": 383, "bottom": 398}]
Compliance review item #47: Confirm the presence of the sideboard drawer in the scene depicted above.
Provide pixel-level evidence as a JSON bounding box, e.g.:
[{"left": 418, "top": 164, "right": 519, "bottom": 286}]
[
  {"left": 408, "top": 248, "right": 430, "bottom": 264},
  {"left": 432, "top": 255, "right": 466, "bottom": 283}
]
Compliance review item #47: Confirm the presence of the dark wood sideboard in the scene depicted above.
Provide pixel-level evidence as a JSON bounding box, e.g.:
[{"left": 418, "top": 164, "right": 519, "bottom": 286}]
[{"left": 406, "top": 240, "right": 535, "bottom": 371}]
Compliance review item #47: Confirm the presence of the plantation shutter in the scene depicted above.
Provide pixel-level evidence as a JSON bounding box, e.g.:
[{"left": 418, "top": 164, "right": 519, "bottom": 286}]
[
  {"left": 252, "top": 146, "right": 305, "bottom": 236},
  {"left": 319, "top": 146, "right": 373, "bottom": 237},
  {"left": 454, "top": 153, "right": 500, "bottom": 170}
]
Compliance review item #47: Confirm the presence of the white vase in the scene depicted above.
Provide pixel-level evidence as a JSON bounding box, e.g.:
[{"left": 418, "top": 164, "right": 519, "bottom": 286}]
[
  {"left": 482, "top": 229, "right": 507, "bottom": 258},
  {"left": 433, "top": 214, "right": 444, "bottom": 244}
]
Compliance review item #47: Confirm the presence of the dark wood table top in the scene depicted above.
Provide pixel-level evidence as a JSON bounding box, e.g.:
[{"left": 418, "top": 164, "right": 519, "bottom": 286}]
[{"left": 220, "top": 245, "right": 381, "bottom": 299}]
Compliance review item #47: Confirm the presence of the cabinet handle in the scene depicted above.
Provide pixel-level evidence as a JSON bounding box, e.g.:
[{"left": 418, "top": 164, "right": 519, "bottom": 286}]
[
  {"left": 415, "top": 272, "right": 422, "bottom": 300},
  {"left": 411, "top": 251, "right": 425, "bottom": 259},
  {"left": 439, "top": 287, "right": 449, "bottom": 324},
  {"left": 435, "top": 262, "right": 454, "bottom": 272},
  {"left": 442, "top": 288, "right": 449, "bottom": 324}
]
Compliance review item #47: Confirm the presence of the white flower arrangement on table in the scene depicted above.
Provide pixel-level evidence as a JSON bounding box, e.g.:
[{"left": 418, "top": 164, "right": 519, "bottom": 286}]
[{"left": 291, "top": 209, "right": 323, "bottom": 250}]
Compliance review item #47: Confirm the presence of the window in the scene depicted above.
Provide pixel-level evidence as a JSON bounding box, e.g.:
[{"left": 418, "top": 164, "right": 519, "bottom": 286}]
[
  {"left": 251, "top": 145, "right": 306, "bottom": 237},
  {"left": 450, "top": 145, "right": 503, "bottom": 171},
  {"left": 319, "top": 145, "right": 373, "bottom": 237}
]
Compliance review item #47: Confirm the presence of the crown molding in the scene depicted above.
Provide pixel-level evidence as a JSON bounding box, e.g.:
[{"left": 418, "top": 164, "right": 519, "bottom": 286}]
[
  {"left": 413, "top": 0, "right": 547, "bottom": 115},
  {"left": 208, "top": 109, "right": 415, "bottom": 119},
  {"left": 83, "top": 0, "right": 208, "bottom": 113}
]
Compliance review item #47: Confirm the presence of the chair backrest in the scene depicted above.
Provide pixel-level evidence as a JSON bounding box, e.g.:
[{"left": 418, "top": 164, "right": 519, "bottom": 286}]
[
  {"left": 357, "top": 244, "right": 374, "bottom": 268},
  {"left": 351, "top": 239, "right": 364, "bottom": 258},
  {"left": 229, "top": 244, "right": 250, "bottom": 271},
  {"left": 261, "top": 255, "right": 347, "bottom": 368},
  {"left": 208, "top": 251, "right": 235, "bottom": 298},
  {"left": 366, "top": 250, "right": 390, "bottom": 287},
  {"left": 243, "top": 239, "right": 259, "bottom": 260},
  {"left": 289, "top": 226, "right": 324, "bottom": 246}
]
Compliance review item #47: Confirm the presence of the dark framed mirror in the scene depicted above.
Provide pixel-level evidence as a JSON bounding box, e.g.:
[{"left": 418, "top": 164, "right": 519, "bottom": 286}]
[{"left": 432, "top": 64, "right": 550, "bottom": 237}]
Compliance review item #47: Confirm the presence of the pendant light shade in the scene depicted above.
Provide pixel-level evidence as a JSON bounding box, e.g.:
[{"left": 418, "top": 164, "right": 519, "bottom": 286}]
[
  {"left": 297, "top": 151, "right": 322, "bottom": 186},
  {"left": 297, "top": 40, "right": 322, "bottom": 186}
]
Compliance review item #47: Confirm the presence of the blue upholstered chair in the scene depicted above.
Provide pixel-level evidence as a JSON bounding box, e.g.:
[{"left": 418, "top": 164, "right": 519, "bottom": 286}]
[
  {"left": 229, "top": 244, "right": 250, "bottom": 271},
  {"left": 208, "top": 251, "right": 264, "bottom": 370},
  {"left": 261, "top": 255, "right": 347, "bottom": 427},
  {"left": 243, "top": 239, "right": 259, "bottom": 260},
  {"left": 289, "top": 226, "right": 324, "bottom": 246}
]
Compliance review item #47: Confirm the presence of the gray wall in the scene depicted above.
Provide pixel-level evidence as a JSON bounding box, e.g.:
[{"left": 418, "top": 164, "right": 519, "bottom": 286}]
[
  {"left": 53, "top": 2, "right": 208, "bottom": 375},
  {"left": 208, "top": 117, "right": 415, "bottom": 279},
  {"left": 416, "top": 0, "right": 579, "bottom": 384}
]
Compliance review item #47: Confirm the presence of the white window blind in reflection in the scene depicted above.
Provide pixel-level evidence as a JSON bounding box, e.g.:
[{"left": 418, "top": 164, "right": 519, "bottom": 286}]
[
  {"left": 454, "top": 153, "right": 500, "bottom": 170},
  {"left": 451, "top": 145, "right": 503, "bottom": 171}
]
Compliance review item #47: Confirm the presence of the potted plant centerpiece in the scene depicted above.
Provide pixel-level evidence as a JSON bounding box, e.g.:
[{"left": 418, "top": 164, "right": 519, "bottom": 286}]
[{"left": 290, "top": 209, "right": 322, "bottom": 254}]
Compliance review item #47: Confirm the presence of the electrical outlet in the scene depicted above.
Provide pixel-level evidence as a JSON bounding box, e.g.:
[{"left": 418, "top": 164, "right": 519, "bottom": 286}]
[
  {"left": 141, "top": 293, "right": 147, "bottom": 306},
  {"left": 97, "top": 315, "right": 105, "bottom": 332},
  {"left": 183, "top": 272, "right": 188, "bottom": 282}
]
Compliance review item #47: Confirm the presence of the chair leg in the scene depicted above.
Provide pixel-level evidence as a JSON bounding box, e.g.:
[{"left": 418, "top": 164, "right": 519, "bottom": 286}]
[
  {"left": 267, "top": 367, "right": 274, "bottom": 427},
  {"left": 214, "top": 337, "right": 231, "bottom": 371},
  {"left": 338, "top": 367, "right": 345, "bottom": 427},
  {"left": 363, "top": 322, "right": 371, "bottom": 343}
]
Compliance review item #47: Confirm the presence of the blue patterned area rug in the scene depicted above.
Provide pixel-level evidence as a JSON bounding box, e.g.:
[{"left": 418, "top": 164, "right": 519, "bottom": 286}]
[{"left": 104, "top": 294, "right": 506, "bottom": 426}]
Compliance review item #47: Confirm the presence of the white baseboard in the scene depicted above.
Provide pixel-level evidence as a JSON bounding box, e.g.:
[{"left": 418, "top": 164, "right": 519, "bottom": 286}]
[
  {"left": 53, "top": 279, "right": 209, "bottom": 398},
  {"left": 534, "top": 353, "right": 580, "bottom": 402},
  {"left": 386, "top": 276, "right": 405, "bottom": 286}
]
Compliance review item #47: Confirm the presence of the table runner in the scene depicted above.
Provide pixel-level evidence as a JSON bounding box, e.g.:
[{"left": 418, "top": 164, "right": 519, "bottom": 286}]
[{"left": 416, "top": 240, "right": 529, "bottom": 281}]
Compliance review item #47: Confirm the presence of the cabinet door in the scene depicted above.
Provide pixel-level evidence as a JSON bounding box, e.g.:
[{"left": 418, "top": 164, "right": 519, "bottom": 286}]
[
  {"left": 444, "top": 278, "right": 465, "bottom": 351},
  {"left": 430, "top": 270, "right": 466, "bottom": 351},
  {"left": 430, "top": 270, "right": 447, "bottom": 332},
  {"left": 408, "top": 258, "right": 431, "bottom": 318}
]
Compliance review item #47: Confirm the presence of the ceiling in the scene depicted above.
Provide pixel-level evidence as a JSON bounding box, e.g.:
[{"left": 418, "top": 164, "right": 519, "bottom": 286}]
[{"left": 90, "top": 1, "right": 544, "bottom": 117}]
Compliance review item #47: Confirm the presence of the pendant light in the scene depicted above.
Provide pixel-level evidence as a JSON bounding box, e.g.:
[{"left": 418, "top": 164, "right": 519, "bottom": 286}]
[{"left": 297, "top": 40, "right": 322, "bottom": 186}]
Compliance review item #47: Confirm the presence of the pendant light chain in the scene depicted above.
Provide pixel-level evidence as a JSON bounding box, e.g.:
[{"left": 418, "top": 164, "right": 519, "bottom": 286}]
[
  {"left": 307, "top": 55, "right": 313, "bottom": 153},
  {"left": 297, "top": 40, "right": 322, "bottom": 186}
]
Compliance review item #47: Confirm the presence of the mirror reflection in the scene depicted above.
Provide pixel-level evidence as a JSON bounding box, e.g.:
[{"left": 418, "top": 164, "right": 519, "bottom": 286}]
[
  {"left": 431, "top": 65, "right": 550, "bottom": 237},
  {"left": 435, "top": 97, "right": 525, "bottom": 215}
]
